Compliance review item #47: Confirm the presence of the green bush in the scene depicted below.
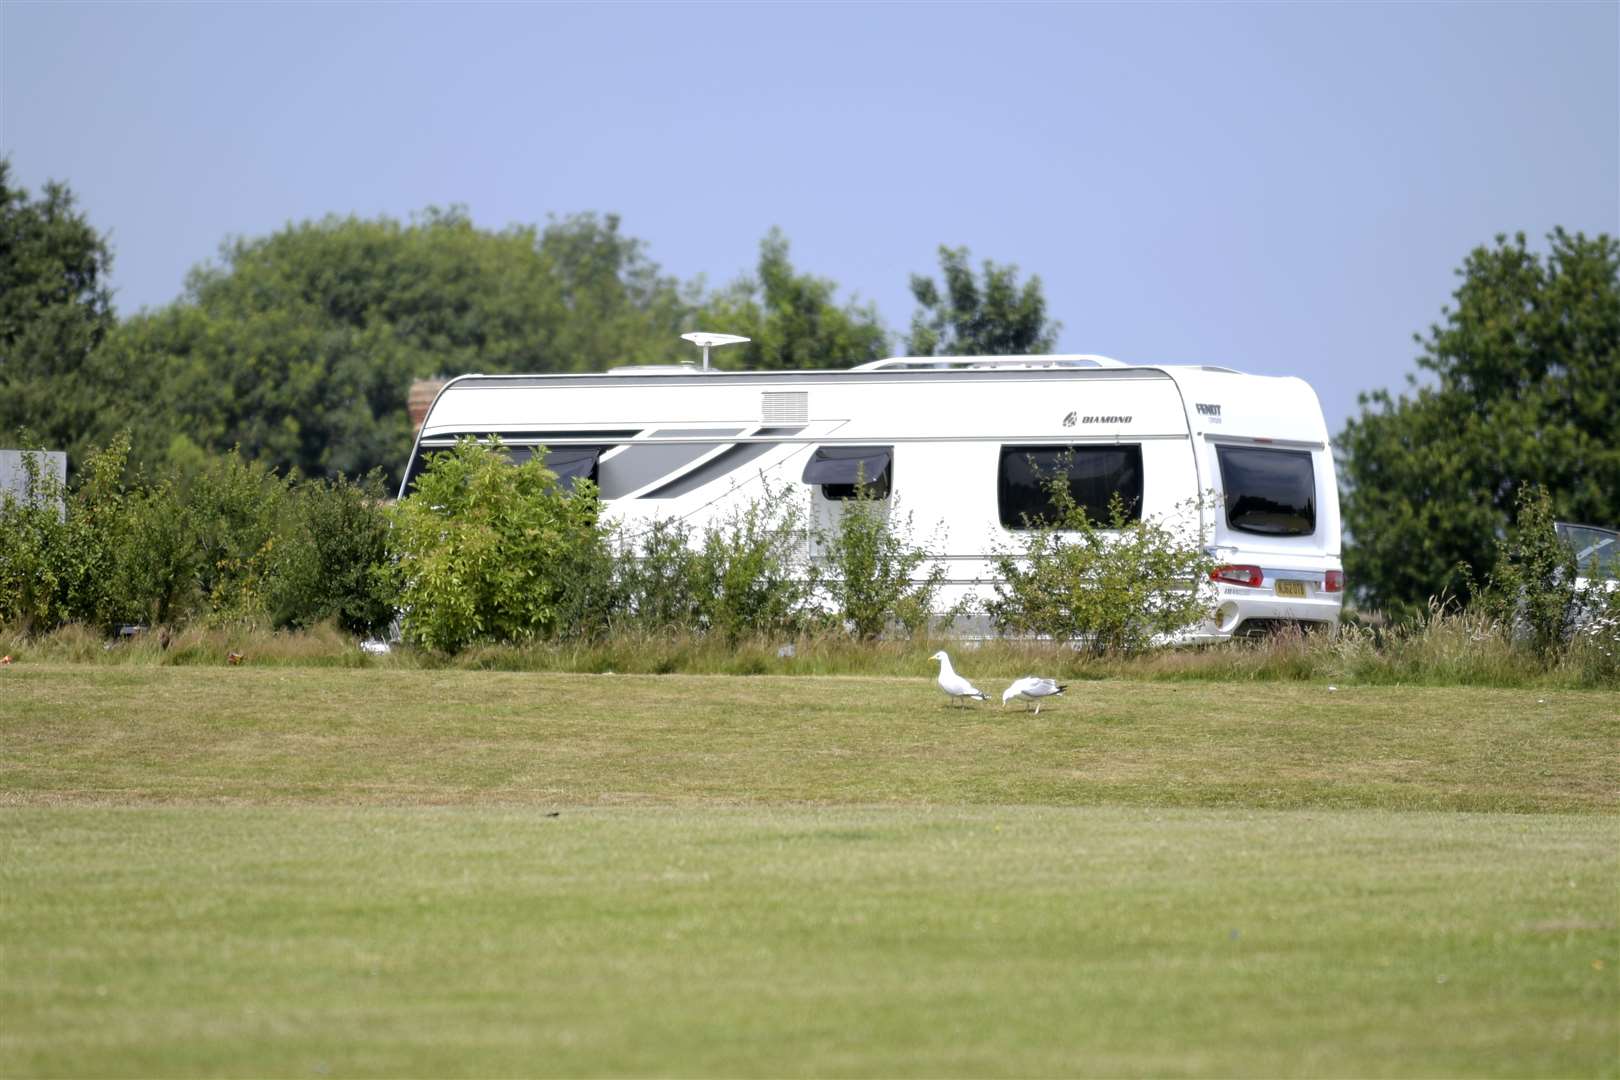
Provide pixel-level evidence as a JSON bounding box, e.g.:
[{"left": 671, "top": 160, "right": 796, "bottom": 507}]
[
  {"left": 0, "top": 447, "right": 73, "bottom": 630},
  {"left": 688, "top": 483, "right": 818, "bottom": 644},
  {"left": 986, "top": 475, "right": 1214, "bottom": 655},
  {"left": 0, "top": 438, "right": 198, "bottom": 632},
  {"left": 112, "top": 475, "right": 199, "bottom": 627},
  {"left": 546, "top": 500, "right": 620, "bottom": 644},
  {"left": 264, "top": 471, "right": 398, "bottom": 635},
  {"left": 387, "top": 438, "right": 609, "bottom": 653},
  {"left": 183, "top": 449, "right": 291, "bottom": 624},
  {"left": 1479, "top": 486, "right": 1583, "bottom": 660},
  {"left": 612, "top": 518, "right": 703, "bottom": 634},
  {"left": 815, "top": 484, "right": 944, "bottom": 639}
]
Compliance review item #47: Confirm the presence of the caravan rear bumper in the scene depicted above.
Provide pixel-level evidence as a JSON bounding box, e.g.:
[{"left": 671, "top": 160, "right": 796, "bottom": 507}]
[{"left": 1201, "top": 576, "right": 1344, "bottom": 641}]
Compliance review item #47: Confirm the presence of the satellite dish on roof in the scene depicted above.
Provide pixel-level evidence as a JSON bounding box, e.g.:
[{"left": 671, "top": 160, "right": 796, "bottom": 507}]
[{"left": 680, "top": 331, "right": 751, "bottom": 371}]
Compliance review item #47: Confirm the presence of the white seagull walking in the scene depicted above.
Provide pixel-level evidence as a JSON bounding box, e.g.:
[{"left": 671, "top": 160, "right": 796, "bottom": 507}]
[
  {"left": 929, "top": 650, "right": 987, "bottom": 707},
  {"left": 1002, "top": 676, "right": 1067, "bottom": 714}
]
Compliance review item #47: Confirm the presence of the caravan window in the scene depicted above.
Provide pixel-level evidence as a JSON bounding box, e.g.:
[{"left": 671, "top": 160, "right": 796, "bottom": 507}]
[
  {"left": 400, "top": 437, "right": 614, "bottom": 497},
  {"left": 803, "top": 446, "right": 893, "bottom": 500},
  {"left": 997, "top": 445, "right": 1143, "bottom": 529},
  {"left": 505, "top": 446, "right": 603, "bottom": 492},
  {"left": 400, "top": 451, "right": 430, "bottom": 497},
  {"left": 1216, "top": 445, "right": 1316, "bottom": 536}
]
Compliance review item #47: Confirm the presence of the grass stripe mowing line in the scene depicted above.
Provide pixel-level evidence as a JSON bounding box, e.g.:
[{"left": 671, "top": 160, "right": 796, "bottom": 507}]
[{"left": 2, "top": 805, "right": 1615, "bottom": 1078}]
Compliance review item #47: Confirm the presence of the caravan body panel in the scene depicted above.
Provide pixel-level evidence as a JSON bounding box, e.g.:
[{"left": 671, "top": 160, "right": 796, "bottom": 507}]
[{"left": 406, "top": 359, "right": 1343, "bottom": 640}]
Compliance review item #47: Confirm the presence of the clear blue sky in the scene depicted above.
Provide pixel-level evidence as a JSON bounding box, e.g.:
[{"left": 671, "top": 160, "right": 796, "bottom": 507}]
[{"left": 3, "top": 1, "right": 1616, "bottom": 433}]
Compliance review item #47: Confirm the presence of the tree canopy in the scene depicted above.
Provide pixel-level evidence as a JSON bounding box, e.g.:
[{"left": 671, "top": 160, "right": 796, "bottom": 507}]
[
  {"left": 103, "top": 210, "right": 695, "bottom": 481},
  {"left": 906, "top": 245, "right": 1059, "bottom": 356},
  {"left": 693, "top": 228, "right": 889, "bottom": 369},
  {"left": 1337, "top": 228, "right": 1620, "bottom": 617},
  {"left": 0, "top": 159, "right": 120, "bottom": 462},
  {"left": 104, "top": 215, "right": 896, "bottom": 482},
  {"left": 3, "top": 158, "right": 1073, "bottom": 486}
]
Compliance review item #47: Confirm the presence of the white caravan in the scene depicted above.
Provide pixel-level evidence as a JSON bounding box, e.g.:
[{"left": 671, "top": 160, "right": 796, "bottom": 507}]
[{"left": 402, "top": 354, "right": 1344, "bottom": 640}]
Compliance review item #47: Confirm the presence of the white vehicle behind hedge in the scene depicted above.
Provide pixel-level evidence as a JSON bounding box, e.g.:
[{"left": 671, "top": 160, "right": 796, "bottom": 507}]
[
  {"left": 1557, "top": 522, "right": 1619, "bottom": 593},
  {"left": 402, "top": 347, "right": 1345, "bottom": 641}
]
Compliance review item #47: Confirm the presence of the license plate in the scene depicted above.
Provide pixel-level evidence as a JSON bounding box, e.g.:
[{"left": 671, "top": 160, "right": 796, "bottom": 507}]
[{"left": 1275, "top": 580, "right": 1307, "bottom": 598}]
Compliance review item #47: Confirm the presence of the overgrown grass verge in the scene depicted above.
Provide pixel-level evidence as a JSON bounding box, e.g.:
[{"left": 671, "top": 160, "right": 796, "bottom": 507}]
[{"left": 4, "top": 609, "right": 1617, "bottom": 689}]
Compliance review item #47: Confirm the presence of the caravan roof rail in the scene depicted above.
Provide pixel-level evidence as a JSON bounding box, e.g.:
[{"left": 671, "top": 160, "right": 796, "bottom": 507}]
[{"left": 851, "top": 354, "right": 1129, "bottom": 372}]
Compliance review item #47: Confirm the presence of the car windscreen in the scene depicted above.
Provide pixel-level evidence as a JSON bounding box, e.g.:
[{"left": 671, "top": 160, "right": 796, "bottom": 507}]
[
  {"left": 1557, "top": 523, "right": 1620, "bottom": 580},
  {"left": 1216, "top": 445, "right": 1316, "bottom": 536}
]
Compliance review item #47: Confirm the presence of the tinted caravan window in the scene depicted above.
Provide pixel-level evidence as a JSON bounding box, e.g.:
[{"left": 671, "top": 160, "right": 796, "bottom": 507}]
[
  {"left": 400, "top": 440, "right": 606, "bottom": 497},
  {"left": 803, "top": 446, "right": 892, "bottom": 500},
  {"left": 1216, "top": 445, "right": 1316, "bottom": 536},
  {"left": 997, "top": 445, "right": 1143, "bottom": 529},
  {"left": 506, "top": 446, "right": 603, "bottom": 492},
  {"left": 400, "top": 450, "right": 429, "bottom": 497}
]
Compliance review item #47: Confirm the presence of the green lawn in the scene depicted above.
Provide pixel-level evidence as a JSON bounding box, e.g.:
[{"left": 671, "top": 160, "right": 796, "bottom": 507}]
[{"left": 2, "top": 666, "right": 1616, "bottom": 1077}]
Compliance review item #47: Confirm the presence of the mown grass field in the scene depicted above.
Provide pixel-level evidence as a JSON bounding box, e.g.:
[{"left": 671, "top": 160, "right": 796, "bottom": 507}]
[{"left": 2, "top": 665, "right": 1617, "bottom": 1077}]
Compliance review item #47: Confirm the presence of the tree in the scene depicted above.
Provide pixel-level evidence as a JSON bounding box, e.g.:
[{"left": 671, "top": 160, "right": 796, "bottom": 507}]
[
  {"left": 1338, "top": 229, "right": 1620, "bottom": 618},
  {"left": 906, "top": 245, "right": 1059, "bottom": 356},
  {"left": 0, "top": 159, "right": 120, "bottom": 463},
  {"left": 693, "top": 228, "right": 889, "bottom": 369},
  {"left": 106, "top": 209, "right": 695, "bottom": 484}
]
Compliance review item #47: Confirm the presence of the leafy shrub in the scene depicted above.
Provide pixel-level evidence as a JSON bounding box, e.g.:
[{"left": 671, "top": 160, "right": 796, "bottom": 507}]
[
  {"left": 612, "top": 518, "right": 703, "bottom": 634},
  {"left": 53, "top": 440, "right": 132, "bottom": 628},
  {"left": 113, "top": 476, "right": 199, "bottom": 626},
  {"left": 815, "top": 484, "right": 944, "bottom": 639},
  {"left": 1476, "top": 487, "right": 1620, "bottom": 682},
  {"left": 183, "top": 449, "right": 291, "bottom": 623},
  {"left": 0, "top": 447, "right": 73, "bottom": 630},
  {"left": 986, "top": 473, "right": 1214, "bottom": 655},
  {"left": 265, "top": 471, "right": 398, "bottom": 635},
  {"left": 546, "top": 500, "right": 620, "bottom": 643},
  {"left": 387, "top": 438, "right": 609, "bottom": 652},
  {"left": 688, "top": 483, "right": 818, "bottom": 643},
  {"left": 1481, "top": 486, "right": 1580, "bottom": 660},
  {"left": 0, "top": 438, "right": 198, "bottom": 631}
]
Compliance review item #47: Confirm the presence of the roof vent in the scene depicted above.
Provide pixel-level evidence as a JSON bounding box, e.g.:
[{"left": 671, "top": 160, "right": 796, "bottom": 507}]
[{"left": 762, "top": 391, "right": 808, "bottom": 424}]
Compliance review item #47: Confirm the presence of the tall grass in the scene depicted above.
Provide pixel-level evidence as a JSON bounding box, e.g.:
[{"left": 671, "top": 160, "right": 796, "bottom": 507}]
[{"left": 4, "top": 602, "right": 1616, "bottom": 688}]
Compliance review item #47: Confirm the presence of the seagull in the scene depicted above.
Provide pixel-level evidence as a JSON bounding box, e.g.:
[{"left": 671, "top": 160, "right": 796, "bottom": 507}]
[
  {"left": 1002, "top": 676, "right": 1067, "bottom": 714},
  {"left": 929, "top": 650, "right": 987, "bottom": 707}
]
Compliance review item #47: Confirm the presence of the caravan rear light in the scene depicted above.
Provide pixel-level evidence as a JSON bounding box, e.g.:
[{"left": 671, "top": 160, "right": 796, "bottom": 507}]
[
  {"left": 1324, "top": 570, "right": 1344, "bottom": 593},
  {"left": 1210, "top": 564, "right": 1264, "bottom": 588}
]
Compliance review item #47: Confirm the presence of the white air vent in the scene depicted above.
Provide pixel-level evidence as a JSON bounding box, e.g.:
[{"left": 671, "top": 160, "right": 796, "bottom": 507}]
[{"left": 762, "top": 391, "right": 808, "bottom": 424}]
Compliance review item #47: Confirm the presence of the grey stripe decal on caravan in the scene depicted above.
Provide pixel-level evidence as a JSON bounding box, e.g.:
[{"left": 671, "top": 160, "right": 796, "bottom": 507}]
[
  {"left": 639, "top": 427, "right": 806, "bottom": 499},
  {"left": 596, "top": 429, "right": 745, "bottom": 499}
]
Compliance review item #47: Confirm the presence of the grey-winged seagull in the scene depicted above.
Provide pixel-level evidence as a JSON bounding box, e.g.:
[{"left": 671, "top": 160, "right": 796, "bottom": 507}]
[
  {"left": 929, "top": 650, "right": 987, "bottom": 707},
  {"left": 1001, "top": 676, "right": 1067, "bottom": 714}
]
